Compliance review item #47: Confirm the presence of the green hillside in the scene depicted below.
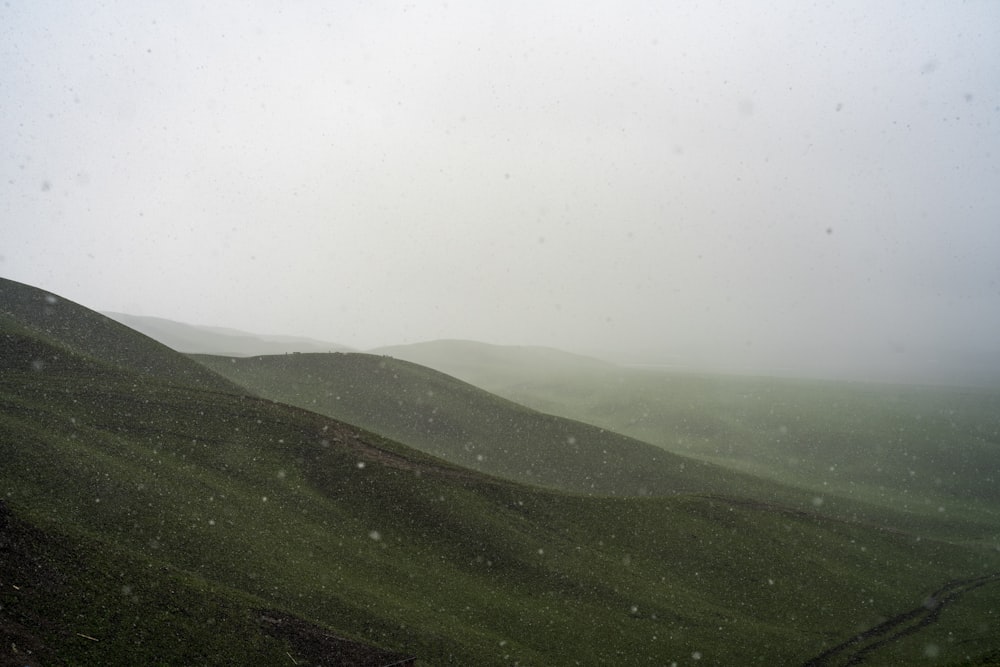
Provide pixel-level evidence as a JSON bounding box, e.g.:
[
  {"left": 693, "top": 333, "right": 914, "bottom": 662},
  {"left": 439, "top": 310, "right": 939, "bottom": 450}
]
[
  {"left": 371, "top": 340, "right": 1000, "bottom": 536},
  {"left": 496, "top": 369, "right": 1000, "bottom": 530},
  {"left": 3, "top": 279, "right": 1000, "bottom": 665},
  {"left": 0, "top": 277, "right": 241, "bottom": 394},
  {"left": 193, "top": 352, "right": 806, "bottom": 504}
]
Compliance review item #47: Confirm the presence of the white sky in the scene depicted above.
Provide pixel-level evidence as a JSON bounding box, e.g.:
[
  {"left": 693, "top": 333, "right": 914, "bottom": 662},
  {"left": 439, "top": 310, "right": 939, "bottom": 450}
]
[{"left": 3, "top": 1, "right": 999, "bottom": 384}]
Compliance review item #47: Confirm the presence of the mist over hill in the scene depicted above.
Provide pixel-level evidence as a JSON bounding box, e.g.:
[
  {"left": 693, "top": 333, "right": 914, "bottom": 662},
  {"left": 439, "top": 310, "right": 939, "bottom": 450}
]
[
  {"left": 369, "top": 338, "right": 1000, "bottom": 531},
  {"left": 370, "top": 339, "right": 615, "bottom": 389},
  {"left": 6, "top": 2, "right": 1000, "bottom": 662},
  {"left": 194, "top": 351, "right": 807, "bottom": 505},
  {"left": 4, "top": 276, "right": 1000, "bottom": 665},
  {"left": 103, "top": 312, "right": 353, "bottom": 357}
]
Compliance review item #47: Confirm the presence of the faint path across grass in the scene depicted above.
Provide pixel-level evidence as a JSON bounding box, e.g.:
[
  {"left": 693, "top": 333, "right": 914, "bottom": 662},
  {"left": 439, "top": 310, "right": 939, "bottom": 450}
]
[{"left": 800, "top": 572, "right": 1000, "bottom": 666}]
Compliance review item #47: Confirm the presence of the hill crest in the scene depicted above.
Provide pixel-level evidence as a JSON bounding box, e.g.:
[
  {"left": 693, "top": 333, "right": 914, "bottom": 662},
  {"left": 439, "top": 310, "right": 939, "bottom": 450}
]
[{"left": 1, "top": 277, "right": 240, "bottom": 393}]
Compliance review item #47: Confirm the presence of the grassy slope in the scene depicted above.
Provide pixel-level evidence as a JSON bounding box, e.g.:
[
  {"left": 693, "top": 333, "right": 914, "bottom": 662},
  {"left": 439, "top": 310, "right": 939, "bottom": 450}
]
[
  {"left": 4, "top": 362, "right": 1000, "bottom": 666},
  {"left": 372, "top": 340, "right": 1000, "bottom": 539},
  {"left": 3, "top": 281, "right": 1000, "bottom": 664},
  {"left": 192, "top": 352, "right": 822, "bottom": 505},
  {"left": 194, "top": 352, "right": 999, "bottom": 543},
  {"left": 0, "top": 277, "right": 241, "bottom": 394},
  {"left": 497, "top": 370, "right": 1000, "bottom": 531},
  {"left": 1, "top": 501, "right": 299, "bottom": 666}
]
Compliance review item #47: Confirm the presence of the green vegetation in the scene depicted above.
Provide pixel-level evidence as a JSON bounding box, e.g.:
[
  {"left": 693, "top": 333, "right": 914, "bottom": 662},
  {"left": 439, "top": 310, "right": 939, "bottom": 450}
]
[
  {"left": 372, "top": 340, "right": 1000, "bottom": 540},
  {"left": 193, "top": 352, "right": 808, "bottom": 504},
  {"left": 3, "top": 278, "right": 1000, "bottom": 665},
  {"left": 0, "top": 278, "right": 241, "bottom": 394},
  {"left": 2, "top": 505, "right": 296, "bottom": 665},
  {"left": 504, "top": 370, "right": 1000, "bottom": 532}
]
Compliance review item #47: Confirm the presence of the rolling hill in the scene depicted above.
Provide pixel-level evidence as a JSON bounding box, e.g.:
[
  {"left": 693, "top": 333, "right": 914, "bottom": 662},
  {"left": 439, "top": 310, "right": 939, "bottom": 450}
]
[
  {"left": 494, "top": 368, "right": 1000, "bottom": 530},
  {"left": 3, "top": 276, "right": 1000, "bottom": 665},
  {"left": 103, "top": 312, "right": 353, "bottom": 357},
  {"left": 371, "top": 339, "right": 1000, "bottom": 535},
  {"left": 1, "top": 279, "right": 241, "bottom": 394},
  {"left": 370, "top": 339, "right": 614, "bottom": 391},
  {"left": 192, "top": 352, "right": 807, "bottom": 504}
]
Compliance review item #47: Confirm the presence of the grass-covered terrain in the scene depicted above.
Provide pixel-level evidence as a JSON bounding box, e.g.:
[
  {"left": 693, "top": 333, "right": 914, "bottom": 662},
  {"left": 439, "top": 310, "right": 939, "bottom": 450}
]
[
  {"left": 193, "top": 352, "right": 810, "bottom": 505},
  {"left": 3, "top": 277, "right": 1000, "bottom": 665},
  {"left": 500, "top": 371, "right": 1000, "bottom": 534},
  {"left": 193, "top": 351, "right": 1000, "bottom": 545},
  {"left": 373, "top": 340, "right": 1000, "bottom": 541}
]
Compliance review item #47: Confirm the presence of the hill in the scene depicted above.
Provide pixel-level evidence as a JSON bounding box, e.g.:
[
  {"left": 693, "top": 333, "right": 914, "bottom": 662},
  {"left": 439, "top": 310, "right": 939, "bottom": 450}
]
[
  {"left": 3, "top": 278, "right": 1000, "bottom": 665},
  {"left": 495, "top": 369, "right": 1000, "bottom": 530},
  {"left": 370, "top": 339, "right": 614, "bottom": 389},
  {"left": 193, "top": 352, "right": 802, "bottom": 504},
  {"left": 103, "top": 312, "right": 353, "bottom": 357},
  {"left": 372, "top": 338, "right": 1000, "bottom": 534},
  {"left": 0, "top": 278, "right": 241, "bottom": 394}
]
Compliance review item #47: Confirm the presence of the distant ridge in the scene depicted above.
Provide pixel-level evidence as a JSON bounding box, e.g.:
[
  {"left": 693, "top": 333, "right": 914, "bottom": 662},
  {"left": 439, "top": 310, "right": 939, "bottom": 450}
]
[
  {"left": 370, "top": 338, "right": 614, "bottom": 390},
  {"left": 103, "top": 312, "right": 353, "bottom": 357}
]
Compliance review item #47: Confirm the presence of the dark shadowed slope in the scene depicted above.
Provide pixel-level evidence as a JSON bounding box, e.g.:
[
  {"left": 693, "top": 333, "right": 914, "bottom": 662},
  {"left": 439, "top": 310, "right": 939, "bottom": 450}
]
[
  {"left": 1, "top": 277, "right": 240, "bottom": 393},
  {"left": 194, "top": 351, "right": 806, "bottom": 503}
]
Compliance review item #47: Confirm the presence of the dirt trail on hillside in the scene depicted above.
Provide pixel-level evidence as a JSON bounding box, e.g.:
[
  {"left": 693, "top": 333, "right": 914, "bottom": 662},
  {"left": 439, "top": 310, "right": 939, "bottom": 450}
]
[{"left": 799, "top": 572, "right": 1000, "bottom": 666}]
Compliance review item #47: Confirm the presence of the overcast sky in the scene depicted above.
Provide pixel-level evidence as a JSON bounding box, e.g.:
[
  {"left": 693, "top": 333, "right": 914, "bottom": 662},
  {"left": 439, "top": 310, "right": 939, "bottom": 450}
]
[{"left": 3, "top": 1, "right": 999, "bottom": 384}]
